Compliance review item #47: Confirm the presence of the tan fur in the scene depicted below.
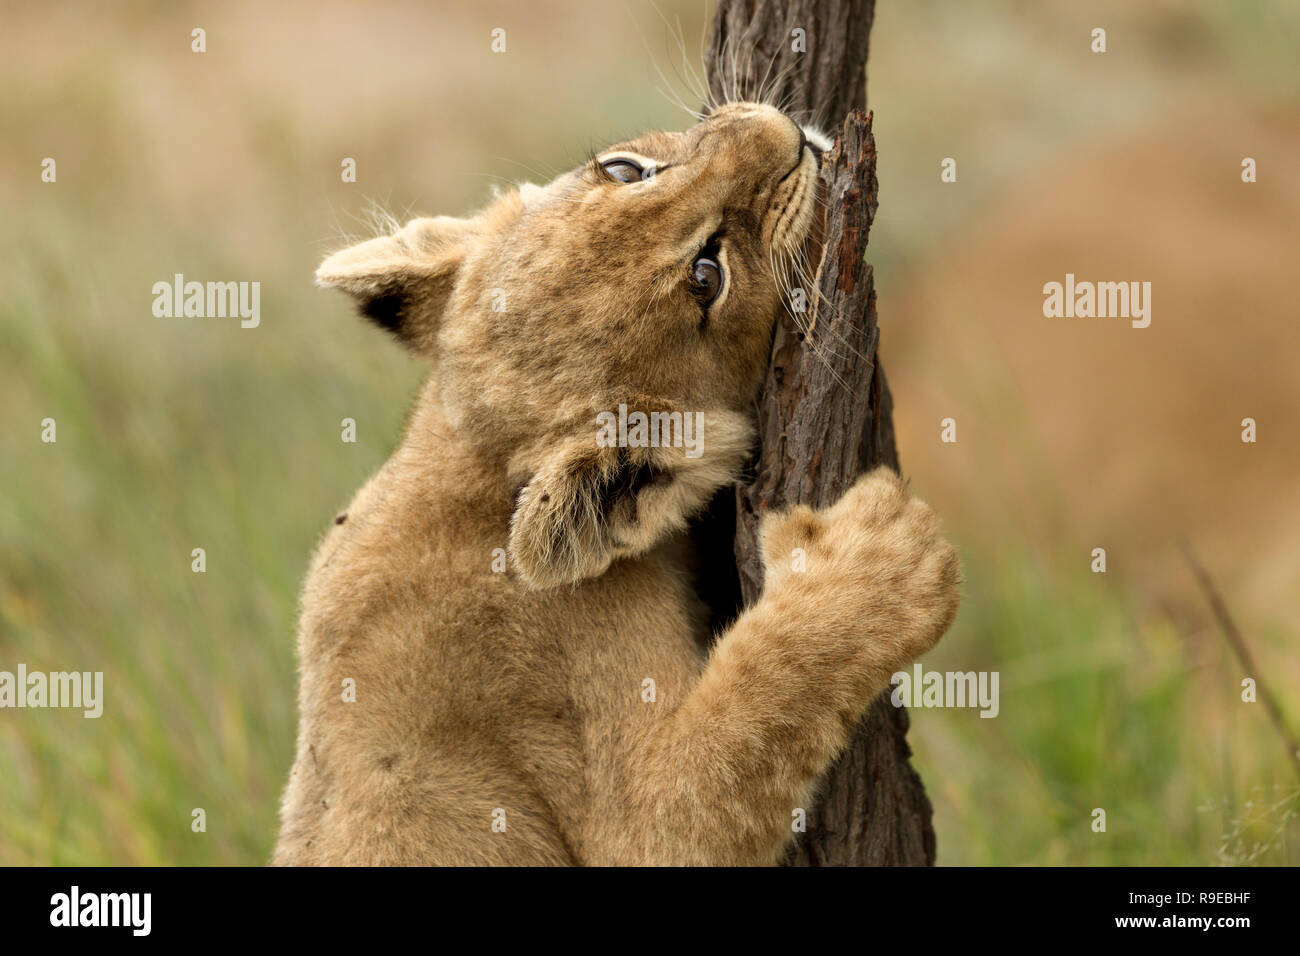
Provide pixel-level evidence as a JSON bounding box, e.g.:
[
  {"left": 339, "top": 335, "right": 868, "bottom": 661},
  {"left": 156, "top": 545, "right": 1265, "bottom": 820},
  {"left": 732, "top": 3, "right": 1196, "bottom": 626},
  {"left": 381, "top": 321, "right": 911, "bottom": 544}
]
[{"left": 273, "top": 103, "right": 960, "bottom": 866}]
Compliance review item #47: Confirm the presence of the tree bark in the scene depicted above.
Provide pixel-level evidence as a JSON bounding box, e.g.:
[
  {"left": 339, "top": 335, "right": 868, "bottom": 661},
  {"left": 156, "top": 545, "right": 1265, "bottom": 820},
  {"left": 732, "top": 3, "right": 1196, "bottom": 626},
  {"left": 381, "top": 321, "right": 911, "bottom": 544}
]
[{"left": 699, "top": 0, "right": 936, "bottom": 866}]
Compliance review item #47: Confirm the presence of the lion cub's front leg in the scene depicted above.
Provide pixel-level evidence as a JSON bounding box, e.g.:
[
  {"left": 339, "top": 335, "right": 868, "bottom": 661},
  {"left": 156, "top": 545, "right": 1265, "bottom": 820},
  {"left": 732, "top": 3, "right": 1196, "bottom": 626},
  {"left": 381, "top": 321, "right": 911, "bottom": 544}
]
[{"left": 619, "top": 467, "right": 960, "bottom": 865}]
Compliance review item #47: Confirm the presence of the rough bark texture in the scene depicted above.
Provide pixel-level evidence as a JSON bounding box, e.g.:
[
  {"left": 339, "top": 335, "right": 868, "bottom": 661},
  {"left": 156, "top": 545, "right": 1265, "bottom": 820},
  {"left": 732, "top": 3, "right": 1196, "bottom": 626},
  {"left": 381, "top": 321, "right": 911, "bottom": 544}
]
[
  {"left": 699, "top": 0, "right": 937, "bottom": 866},
  {"left": 704, "top": 0, "right": 875, "bottom": 130}
]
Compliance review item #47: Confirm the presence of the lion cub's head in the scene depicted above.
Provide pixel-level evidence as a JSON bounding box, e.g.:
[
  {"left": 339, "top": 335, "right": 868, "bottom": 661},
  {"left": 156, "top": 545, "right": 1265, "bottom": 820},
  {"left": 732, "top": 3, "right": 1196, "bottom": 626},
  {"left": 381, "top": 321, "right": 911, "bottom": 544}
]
[{"left": 318, "top": 102, "right": 827, "bottom": 587}]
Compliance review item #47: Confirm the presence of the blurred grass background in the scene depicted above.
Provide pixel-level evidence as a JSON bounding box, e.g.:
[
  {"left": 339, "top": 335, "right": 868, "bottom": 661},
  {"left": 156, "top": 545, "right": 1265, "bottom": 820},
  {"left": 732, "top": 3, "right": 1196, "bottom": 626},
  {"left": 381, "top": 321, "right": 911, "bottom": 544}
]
[{"left": 1, "top": 0, "right": 1296, "bottom": 864}]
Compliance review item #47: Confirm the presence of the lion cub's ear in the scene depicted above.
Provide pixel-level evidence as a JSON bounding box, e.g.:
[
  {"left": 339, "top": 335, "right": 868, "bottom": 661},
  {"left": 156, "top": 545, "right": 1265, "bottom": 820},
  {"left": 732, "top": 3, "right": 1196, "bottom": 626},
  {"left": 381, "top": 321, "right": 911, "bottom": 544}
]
[
  {"left": 507, "top": 410, "right": 753, "bottom": 589},
  {"left": 316, "top": 216, "right": 479, "bottom": 355}
]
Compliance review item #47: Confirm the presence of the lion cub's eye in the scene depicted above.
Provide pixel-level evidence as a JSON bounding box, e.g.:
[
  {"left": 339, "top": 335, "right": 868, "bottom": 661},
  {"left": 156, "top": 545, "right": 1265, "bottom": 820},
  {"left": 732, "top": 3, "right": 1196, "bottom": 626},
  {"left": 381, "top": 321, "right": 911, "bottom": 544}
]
[
  {"left": 601, "top": 158, "right": 645, "bottom": 183},
  {"left": 690, "top": 256, "right": 723, "bottom": 307}
]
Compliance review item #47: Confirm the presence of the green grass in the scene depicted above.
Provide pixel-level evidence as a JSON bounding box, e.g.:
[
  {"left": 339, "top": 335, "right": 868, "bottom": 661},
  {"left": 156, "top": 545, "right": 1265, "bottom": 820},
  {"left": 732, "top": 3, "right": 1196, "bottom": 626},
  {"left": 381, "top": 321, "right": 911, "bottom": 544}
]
[
  {"left": 912, "top": 540, "right": 1298, "bottom": 865},
  {"left": 1, "top": 197, "right": 425, "bottom": 864}
]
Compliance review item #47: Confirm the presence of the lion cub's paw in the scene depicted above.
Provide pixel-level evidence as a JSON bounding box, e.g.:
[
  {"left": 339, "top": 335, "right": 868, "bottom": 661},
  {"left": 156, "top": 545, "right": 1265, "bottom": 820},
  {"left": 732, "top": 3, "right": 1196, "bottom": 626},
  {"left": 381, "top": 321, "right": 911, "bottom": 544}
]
[{"left": 760, "top": 467, "right": 961, "bottom": 661}]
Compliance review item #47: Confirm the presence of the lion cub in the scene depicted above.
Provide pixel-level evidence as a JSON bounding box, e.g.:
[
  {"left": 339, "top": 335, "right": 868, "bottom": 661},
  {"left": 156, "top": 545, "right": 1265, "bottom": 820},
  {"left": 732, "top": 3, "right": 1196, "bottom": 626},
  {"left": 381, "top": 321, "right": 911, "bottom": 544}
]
[{"left": 273, "top": 102, "right": 960, "bottom": 866}]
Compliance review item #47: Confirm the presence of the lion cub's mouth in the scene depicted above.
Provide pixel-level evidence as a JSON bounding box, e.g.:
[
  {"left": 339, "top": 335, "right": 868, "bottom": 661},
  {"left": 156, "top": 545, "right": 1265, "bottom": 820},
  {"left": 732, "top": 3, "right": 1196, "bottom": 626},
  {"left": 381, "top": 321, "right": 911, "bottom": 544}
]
[{"left": 767, "top": 147, "right": 821, "bottom": 264}]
